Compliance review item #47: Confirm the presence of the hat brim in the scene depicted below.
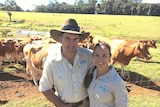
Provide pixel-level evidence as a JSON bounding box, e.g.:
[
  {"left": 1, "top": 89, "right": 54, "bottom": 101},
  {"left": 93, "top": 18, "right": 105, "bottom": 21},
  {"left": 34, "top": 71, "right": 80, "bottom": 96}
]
[{"left": 50, "top": 29, "right": 90, "bottom": 42}]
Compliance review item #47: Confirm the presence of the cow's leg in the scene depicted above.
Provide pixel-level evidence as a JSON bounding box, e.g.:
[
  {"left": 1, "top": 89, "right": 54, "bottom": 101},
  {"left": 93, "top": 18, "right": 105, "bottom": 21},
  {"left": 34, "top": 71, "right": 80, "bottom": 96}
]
[
  {"left": 136, "top": 56, "right": 140, "bottom": 61},
  {"left": 124, "top": 70, "right": 130, "bottom": 80},
  {"left": 0, "top": 56, "right": 3, "bottom": 70},
  {"left": 25, "top": 58, "right": 30, "bottom": 75},
  {"left": 30, "top": 59, "right": 38, "bottom": 85},
  {"left": 25, "top": 58, "right": 38, "bottom": 85},
  {"left": 30, "top": 68, "right": 38, "bottom": 85},
  {"left": 121, "top": 65, "right": 130, "bottom": 80},
  {"left": 0, "top": 56, "right": 6, "bottom": 70},
  {"left": 120, "top": 65, "right": 125, "bottom": 79}
]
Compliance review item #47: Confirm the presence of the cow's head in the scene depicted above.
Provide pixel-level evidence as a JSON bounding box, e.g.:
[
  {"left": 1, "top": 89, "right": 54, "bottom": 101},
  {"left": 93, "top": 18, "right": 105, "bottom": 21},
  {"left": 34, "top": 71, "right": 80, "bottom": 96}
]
[
  {"left": 1, "top": 40, "right": 17, "bottom": 53},
  {"left": 146, "top": 40, "right": 157, "bottom": 49},
  {"left": 136, "top": 40, "right": 152, "bottom": 60}
]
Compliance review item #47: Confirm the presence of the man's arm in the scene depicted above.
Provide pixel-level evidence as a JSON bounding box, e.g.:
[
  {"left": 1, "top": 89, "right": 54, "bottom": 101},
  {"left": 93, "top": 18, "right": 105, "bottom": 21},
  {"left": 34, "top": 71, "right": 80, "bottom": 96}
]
[{"left": 42, "top": 89, "right": 68, "bottom": 107}]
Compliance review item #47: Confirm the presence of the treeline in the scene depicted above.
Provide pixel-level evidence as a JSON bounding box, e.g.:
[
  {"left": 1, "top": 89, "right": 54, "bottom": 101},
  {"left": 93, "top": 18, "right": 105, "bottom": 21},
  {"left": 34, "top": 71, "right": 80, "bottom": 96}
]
[{"left": 0, "top": 0, "right": 160, "bottom": 16}]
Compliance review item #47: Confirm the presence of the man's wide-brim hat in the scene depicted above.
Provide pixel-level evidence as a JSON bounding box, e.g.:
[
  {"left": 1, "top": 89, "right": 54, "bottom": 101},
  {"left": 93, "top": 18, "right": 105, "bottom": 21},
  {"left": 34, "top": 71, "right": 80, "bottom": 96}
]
[{"left": 50, "top": 18, "right": 90, "bottom": 42}]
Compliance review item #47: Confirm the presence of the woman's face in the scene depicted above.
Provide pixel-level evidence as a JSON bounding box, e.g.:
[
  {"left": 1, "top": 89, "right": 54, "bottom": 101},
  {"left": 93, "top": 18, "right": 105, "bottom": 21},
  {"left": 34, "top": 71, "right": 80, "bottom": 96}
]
[{"left": 93, "top": 45, "right": 111, "bottom": 70}]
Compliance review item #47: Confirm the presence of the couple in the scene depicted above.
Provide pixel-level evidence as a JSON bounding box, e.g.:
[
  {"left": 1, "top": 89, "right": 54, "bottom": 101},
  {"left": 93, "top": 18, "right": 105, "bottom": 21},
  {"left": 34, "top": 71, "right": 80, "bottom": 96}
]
[{"left": 39, "top": 18, "right": 128, "bottom": 107}]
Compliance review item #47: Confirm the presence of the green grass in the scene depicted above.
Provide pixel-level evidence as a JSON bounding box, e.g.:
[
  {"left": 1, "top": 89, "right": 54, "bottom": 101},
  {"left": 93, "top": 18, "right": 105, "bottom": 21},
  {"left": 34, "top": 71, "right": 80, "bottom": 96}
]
[
  {"left": 1, "top": 94, "right": 160, "bottom": 107},
  {"left": 0, "top": 11, "right": 160, "bottom": 107},
  {"left": 122, "top": 44, "right": 160, "bottom": 81},
  {"left": 0, "top": 96, "right": 53, "bottom": 107},
  {"left": 129, "top": 94, "right": 160, "bottom": 107},
  {"left": 0, "top": 11, "right": 160, "bottom": 40},
  {"left": 2, "top": 63, "right": 25, "bottom": 73}
]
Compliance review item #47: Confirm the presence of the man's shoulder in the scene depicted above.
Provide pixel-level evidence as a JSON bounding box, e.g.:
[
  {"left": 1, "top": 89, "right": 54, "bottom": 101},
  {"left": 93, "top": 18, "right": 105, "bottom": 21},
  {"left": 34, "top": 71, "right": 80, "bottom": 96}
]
[
  {"left": 47, "top": 43, "right": 61, "bottom": 55},
  {"left": 78, "top": 47, "right": 93, "bottom": 55},
  {"left": 43, "top": 43, "right": 61, "bottom": 63}
]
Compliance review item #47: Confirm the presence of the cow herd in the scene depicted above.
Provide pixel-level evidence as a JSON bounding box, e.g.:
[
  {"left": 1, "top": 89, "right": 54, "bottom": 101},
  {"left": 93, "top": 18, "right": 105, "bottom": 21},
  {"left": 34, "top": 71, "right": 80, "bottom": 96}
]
[{"left": 0, "top": 35, "right": 157, "bottom": 85}]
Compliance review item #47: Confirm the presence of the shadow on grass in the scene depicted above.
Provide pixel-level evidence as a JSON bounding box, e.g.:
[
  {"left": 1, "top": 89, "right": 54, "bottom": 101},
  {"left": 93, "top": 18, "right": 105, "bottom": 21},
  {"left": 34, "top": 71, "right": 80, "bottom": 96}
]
[
  {"left": 133, "top": 59, "right": 160, "bottom": 64},
  {"left": 0, "top": 71, "right": 25, "bottom": 81},
  {"left": 0, "top": 70, "right": 35, "bottom": 85},
  {"left": 116, "top": 68, "right": 160, "bottom": 91},
  {"left": 0, "top": 100, "right": 8, "bottom": 105}
]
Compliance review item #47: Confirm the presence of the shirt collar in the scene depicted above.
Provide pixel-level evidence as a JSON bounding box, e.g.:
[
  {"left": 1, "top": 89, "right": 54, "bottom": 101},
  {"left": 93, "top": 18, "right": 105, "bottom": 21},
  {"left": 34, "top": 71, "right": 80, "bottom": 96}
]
[
  {"left": 105, "top": 67, "right": 118, "bottom": 80},
  {"left": 94, "top": 66, "right": 118, "bottom": 81},
  {"left": 55, "top": 46, "right": 81, "bottom": 61}
]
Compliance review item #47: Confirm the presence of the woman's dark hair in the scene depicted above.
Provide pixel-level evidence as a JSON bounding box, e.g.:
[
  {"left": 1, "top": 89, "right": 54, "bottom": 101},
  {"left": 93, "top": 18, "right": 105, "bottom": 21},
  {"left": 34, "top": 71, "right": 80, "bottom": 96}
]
[
  {"left": 93, "top": 42, "right": 111, "bottom": 56},
  {"left": 84, "top": 66, "right": 96, "bottom": 88}
]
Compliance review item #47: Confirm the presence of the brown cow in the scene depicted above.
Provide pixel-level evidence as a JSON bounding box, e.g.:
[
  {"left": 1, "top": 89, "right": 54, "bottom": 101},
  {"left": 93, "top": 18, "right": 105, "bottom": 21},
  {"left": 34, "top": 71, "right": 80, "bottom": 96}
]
[
  {"left": 0, "top": 39, "right": 18, "bottom": 69},
  {"left": 136, "top": 39, "right": 157, "bottom": 61},
  {"left": 110, "top": 40, "right": 152, "bottom": 79},
  {"left": 78, "top": 36, "right": 95, "bottom": 49},
  {"left": 23, "top": 43, "right": 59, "bottom": 85},
  {"left": 11, "top": 37, "right": 56, "bottom": 65},
  {"left": 2, "top": 38, "right": 28, "bottom": 65},
  {"left": 91, "top": 36, "right": 155, "bottom": 79}
]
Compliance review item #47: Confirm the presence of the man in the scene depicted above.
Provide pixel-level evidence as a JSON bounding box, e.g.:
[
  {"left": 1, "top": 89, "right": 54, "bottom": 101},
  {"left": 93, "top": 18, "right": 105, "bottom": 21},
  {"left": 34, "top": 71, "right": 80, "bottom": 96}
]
[{"left": 39, "top": 18, "right": 93, "bottom": 107}]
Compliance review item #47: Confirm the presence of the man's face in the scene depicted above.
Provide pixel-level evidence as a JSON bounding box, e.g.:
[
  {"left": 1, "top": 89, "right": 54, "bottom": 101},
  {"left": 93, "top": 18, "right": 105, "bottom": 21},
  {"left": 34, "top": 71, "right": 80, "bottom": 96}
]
[{"left": 60, "top": 33, "right": 80, "bottom": 53}]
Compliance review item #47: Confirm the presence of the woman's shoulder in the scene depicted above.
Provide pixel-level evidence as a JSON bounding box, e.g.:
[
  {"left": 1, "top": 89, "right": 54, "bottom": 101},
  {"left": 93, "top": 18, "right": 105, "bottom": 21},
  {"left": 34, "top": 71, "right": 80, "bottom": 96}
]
[{"left": 107, "top": 67, "right": 124, "bottom": 82}]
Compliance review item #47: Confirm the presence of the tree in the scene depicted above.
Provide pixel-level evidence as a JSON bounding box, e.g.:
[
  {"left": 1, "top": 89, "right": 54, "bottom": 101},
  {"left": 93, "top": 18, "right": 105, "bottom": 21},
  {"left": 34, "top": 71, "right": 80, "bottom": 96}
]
[
  {"left": 4, "top": 0, "right": 17, "bottom": 11},
  {"left": 130, "top": 3, "right": 137, "bottom": 15},
  {"left": 95, "top": 3, "right": 101, "bottom": 13},
  {"left": 3, "top": 0, "right": 14, "bottom": 21},
  {"left": 88, "top": 0, "right": 97, "bottom": 7},
  {"left": 131, "top": 0, "right": 142, "bottom": 3},
  {"left": 113, "top": 2, "right": 123, "bottom": 14},
  {"left": 87, "top": 0, "right": 97, "bottom": 13},
  {"left": 7, "top": 11, "right": 12, "bottom": 22},
  {"left": 123, "top": 3, "right": 131, "bottom": 15},
  {"left": 136, "top": 3, "right": 143, "bottom": 15},
  {"left": 76, "top": 0, "right": 85, "bottom": 6},
  {"left": 121, "top": 0, "right": 128, "bottom": 3}
]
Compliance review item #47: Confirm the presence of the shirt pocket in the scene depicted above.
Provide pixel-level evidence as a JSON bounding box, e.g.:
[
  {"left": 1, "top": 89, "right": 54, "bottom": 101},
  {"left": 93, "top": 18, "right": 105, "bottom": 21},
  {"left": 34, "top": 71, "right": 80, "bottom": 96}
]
[
  {"left": 95, "top": 84, "right": 113, "bottom": 103},
  {"left": 54, "top": 70, "right": 70, "bottom": 88},
  {"left": 77, "top": 65, "right": 88, "bottom": 83}
]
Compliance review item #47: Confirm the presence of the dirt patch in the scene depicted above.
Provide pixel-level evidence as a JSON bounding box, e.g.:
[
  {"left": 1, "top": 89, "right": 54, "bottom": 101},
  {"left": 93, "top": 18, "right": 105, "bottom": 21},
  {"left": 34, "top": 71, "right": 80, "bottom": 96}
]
[
  {"left": 0, "top": 67, "right": 160, "bottom": 105},
  {"left": 0, "top": 71, "right": 43, "bottom": 102}
]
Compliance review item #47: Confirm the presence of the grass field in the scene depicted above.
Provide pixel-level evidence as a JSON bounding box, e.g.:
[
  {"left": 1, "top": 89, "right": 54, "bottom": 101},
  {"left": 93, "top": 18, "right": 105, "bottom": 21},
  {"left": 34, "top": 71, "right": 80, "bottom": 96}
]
[
  {"left": 0, "top": 11, "right": 160, "bottom": 40},
  {"left": 0, "top": 11, "right": 160, "bottom": 107}
]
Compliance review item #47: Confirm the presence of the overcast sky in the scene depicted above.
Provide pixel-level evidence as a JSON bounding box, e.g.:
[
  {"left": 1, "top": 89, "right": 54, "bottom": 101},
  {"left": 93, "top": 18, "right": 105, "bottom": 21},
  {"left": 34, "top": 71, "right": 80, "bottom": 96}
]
[{"left": 0, "top": 0, "right": 160, "bottom": 10}]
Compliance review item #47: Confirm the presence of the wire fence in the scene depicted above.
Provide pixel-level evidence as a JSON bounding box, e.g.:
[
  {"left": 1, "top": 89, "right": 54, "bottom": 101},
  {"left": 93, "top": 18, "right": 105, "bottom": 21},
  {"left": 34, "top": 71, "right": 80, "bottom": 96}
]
[{"left": 0, "top": 64, "right": 160, "bottom": 107}]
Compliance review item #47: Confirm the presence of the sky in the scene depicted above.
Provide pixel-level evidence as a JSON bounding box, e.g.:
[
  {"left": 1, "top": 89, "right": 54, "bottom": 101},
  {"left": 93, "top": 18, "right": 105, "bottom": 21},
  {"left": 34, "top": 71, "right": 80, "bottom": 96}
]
[{"left": 0, "top": 0, "right": 160, "bottom": 10}]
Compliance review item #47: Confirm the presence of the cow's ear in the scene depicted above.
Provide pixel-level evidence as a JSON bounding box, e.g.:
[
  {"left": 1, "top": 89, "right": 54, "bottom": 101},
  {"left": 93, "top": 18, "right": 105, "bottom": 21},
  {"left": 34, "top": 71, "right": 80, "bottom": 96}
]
[
  {"left": 136, "top": 40, "right": 141, "bottom": 49},
  {"left": 31, "top": 47, "right": 43, "bottom": 54},
  {"left": 153, "top": 40, "right": 157, "bottom": 43},
  {"left": 2, "top": 42, "right": 6, "bottom": 46},
  {"left": 137, "top": 40, "right": 144, "bottom": 50}
]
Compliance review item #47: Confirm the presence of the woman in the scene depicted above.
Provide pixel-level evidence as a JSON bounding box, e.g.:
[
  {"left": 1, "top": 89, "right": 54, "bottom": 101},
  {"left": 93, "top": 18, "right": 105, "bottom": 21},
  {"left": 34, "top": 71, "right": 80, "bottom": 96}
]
[{"left": 85, "top": 42, "right": 128, "bottom": 107}]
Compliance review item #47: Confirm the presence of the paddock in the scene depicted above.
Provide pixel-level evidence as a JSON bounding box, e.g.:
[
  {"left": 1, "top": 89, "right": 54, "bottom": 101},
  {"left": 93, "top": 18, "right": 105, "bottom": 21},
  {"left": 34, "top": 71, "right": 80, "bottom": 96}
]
[{"left": 0, "top": 60, "right": 159, "bottom": 106}]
